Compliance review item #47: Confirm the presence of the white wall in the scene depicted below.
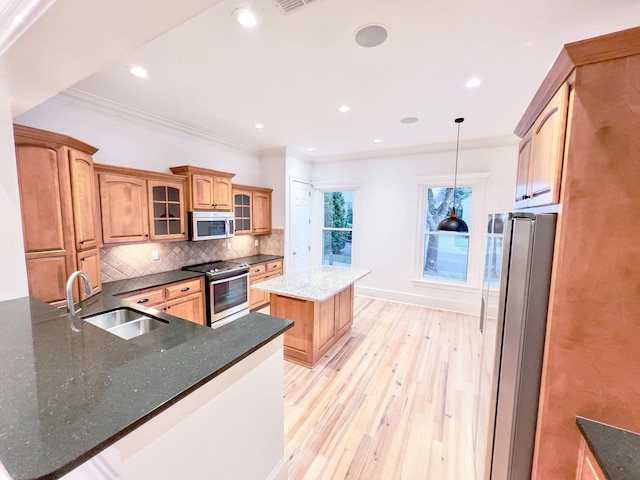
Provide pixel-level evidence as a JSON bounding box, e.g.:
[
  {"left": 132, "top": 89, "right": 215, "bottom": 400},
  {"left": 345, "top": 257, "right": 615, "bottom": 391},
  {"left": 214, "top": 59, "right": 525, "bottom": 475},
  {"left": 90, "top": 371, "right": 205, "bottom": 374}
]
[
  {"left": 311, "top": 143, "right": 518, "bottom": 315},
  {"left": 14, "top": 96, "right": 262, "bottom": 184},
  {"left": 0, "top": 78, "right": 28, "bottom": 301},
  {"left": 259, "top": 148, "right": 287, "bottom": 230}
]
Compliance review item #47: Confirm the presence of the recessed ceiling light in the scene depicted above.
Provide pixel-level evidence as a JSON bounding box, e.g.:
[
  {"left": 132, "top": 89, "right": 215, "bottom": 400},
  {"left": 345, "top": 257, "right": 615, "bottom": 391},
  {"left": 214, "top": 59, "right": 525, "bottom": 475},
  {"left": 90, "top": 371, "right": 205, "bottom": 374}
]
[
  {"left": 355, "top": 24, "right": 388, "bottom": 48},
  {"left": 466, "top": 77, "right": 482, "bottom": 88},
  {"left": 232, "top": 8, "right": 258, "bottom": 28},
  {"left": 400, "top": 117, "right": 418, "bottom": 124},
  {"left": 374, "top": 138, "right": 382, "bottom": 143},
  {"left": 307, "top": 147, "right": 314, "bottom": 152},
  {"left": 339, "top": 105, "right": 350, "bottom": 113},
  {"left": 126, "top": 65, "right": 148, "bottom": 79},
  {"left": 254, "top": 123, "right": 264, "bottom": 129}
]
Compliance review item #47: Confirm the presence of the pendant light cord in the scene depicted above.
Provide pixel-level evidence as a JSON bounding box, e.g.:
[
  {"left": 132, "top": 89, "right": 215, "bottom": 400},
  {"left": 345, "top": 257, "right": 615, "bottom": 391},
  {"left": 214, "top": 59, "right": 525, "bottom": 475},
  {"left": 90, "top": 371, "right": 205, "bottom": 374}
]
[{"left": 453, "top": 117, "right": 464, "bottom": 213}]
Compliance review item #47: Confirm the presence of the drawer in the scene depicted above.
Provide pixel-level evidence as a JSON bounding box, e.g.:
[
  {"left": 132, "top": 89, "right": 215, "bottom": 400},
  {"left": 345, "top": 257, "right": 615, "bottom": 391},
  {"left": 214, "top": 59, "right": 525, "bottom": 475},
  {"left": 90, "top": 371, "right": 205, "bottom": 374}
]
[
  {"left": 165, "top": 278, "right": 202, "bottom": 300},
  {"left": 265, "top": 259, "right": 282, "bottom": 272},
  {"left": 120, "top": 288, "right": 164, "bottom": 307},
  {"left": 250, "top": 263, "right": 266, "bottom": 276}
]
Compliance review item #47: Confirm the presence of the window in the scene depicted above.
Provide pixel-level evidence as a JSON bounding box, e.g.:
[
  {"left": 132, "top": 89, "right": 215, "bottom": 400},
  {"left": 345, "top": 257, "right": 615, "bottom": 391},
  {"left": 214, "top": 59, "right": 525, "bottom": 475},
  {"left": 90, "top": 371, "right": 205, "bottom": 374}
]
[
  {"left": 322, "top": 191, "right": 353, "bottom": 266},
  {"left": 423, "top": 185, "right": 473, "bottom": 282}
]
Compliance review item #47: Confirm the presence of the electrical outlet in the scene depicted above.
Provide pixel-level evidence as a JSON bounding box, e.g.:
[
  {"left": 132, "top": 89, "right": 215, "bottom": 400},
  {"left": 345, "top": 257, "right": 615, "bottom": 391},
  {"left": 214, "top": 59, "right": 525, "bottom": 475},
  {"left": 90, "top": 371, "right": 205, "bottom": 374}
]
[
  {"left": 152, "top": 250, "right": 159, "bottom": 261},
  {"left": 254, "top": 239, "right": 259, "bottom": 247},
  {"left": 227, "top": 242, "right": 232, "bottom": 251}
]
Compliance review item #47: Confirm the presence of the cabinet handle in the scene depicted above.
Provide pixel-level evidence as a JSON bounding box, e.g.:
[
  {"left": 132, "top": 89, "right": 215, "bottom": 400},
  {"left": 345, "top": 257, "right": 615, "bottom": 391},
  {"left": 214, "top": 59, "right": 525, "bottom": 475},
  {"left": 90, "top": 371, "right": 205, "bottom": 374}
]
[
  {"left": 145, "top": 234, "right": 149, "bottom": 237},
  {"left": 166, "top": 306, "right": 171, "bottom": 310},
  {"left": 80, "top": 257, "right": 85, "bottom": 262},
  {"left": 79, "top": 240, "right": 85, "bottom": 245},
  {"left": 181, "top": 287, "right": 190, "bottom": 292},
  {"left": 137, "top": 299, "right": 149, "bottom": 304},
  {"left": 255, "top": 269, "right": 260, "bottom": 272},
  {"left": 521, "top": 194, "right": 531, "bottom": 200}
]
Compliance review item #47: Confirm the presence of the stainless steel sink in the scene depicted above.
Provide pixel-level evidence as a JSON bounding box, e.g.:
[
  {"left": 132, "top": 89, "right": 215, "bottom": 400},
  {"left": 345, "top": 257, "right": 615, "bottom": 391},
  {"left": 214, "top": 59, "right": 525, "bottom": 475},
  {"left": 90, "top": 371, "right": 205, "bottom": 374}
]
[{"left": 84, "top": 308, "right": 168, "bottom": 340}]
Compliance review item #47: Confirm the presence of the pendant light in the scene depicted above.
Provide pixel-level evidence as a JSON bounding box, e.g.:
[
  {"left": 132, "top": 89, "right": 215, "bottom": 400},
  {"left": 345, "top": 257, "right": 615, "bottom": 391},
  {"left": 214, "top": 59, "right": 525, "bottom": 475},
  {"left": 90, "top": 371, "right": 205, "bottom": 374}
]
[{"left": 437, "top": 117, "right": 469, "bottom": 233}]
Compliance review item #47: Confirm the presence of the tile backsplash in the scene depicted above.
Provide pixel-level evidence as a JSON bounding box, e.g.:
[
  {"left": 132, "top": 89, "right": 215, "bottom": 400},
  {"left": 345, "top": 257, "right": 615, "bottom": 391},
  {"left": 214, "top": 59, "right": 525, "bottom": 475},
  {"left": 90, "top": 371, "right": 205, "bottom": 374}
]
[{"left": 100, "top": 229, "right": 284, "bottom": 282}]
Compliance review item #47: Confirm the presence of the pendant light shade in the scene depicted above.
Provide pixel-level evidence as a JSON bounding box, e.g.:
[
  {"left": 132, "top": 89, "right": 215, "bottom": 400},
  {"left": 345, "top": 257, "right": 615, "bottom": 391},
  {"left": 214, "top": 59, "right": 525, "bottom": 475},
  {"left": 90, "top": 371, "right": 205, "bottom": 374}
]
[{"left": 437, "top": 117, "right": 469, "bottom": 233}]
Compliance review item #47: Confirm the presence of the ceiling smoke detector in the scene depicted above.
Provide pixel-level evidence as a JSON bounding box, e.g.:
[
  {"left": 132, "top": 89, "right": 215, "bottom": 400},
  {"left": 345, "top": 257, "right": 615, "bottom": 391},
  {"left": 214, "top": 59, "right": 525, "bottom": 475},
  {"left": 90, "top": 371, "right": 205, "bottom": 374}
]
[{"left": 271, "top": 0, "right": 319, "bottom": 14}]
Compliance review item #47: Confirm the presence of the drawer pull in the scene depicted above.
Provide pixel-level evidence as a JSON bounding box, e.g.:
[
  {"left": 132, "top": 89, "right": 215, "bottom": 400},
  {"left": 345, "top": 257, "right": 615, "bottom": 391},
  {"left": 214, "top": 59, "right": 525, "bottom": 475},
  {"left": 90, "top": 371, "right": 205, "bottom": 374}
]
[
  {"left": 181, "top": 287, "right": 190, "bottom": 292},
  {"left": 137, "top": 298, "right": 149, "bottom": 304}
]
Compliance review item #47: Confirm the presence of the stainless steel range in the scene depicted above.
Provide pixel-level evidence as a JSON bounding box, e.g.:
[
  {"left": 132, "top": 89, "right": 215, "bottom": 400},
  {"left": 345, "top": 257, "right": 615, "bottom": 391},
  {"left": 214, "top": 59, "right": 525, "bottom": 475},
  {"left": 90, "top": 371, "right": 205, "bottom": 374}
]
[{"left": 182, "top": 260, "right": 250, "bottom": 327}]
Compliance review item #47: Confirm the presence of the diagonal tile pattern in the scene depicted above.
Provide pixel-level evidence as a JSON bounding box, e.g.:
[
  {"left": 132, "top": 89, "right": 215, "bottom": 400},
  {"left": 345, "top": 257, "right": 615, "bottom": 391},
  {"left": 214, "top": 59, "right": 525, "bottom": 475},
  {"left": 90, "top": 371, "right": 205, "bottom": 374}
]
[{"left": 100, "top": 229, "right": 284, "bottom": 282}]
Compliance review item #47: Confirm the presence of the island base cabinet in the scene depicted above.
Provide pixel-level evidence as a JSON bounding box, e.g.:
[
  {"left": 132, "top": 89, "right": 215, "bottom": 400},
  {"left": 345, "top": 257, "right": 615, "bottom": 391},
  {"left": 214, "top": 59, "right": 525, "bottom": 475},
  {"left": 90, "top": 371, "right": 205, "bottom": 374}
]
[
  {"left": 273, "top": 285, "right": 354, "bottom": 368},
  {"left": 61, "top": 338, "right": 288, "bottom": 480}
]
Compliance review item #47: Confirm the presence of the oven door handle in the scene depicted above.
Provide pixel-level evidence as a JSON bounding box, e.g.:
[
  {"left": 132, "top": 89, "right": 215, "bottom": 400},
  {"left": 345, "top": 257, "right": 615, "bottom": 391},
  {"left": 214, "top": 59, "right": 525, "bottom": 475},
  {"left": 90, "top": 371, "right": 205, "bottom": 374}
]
[{"left": 209, "top": 271, "right": 249, "bottom": 285}]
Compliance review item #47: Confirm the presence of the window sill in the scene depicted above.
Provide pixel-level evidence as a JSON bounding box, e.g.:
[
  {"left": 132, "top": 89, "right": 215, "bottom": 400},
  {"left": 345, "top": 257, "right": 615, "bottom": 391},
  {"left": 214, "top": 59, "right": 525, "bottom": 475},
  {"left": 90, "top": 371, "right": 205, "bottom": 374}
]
[{"left": 412, "top": 278, "right": 479, "bottom": 293}]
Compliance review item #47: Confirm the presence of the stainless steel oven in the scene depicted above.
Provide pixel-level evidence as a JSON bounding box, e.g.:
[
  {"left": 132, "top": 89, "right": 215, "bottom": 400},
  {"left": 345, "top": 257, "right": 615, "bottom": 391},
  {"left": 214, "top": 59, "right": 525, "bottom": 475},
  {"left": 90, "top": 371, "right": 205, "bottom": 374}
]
[{"left": 182, "top": 261, "right": 250, "bottom": 327}]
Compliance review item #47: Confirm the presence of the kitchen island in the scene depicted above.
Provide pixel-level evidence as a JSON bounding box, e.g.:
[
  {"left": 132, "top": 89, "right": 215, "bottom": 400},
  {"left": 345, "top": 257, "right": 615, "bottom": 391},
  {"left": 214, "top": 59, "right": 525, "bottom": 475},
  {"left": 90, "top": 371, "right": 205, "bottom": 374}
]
[
  {"left": 252, "top": 265, "right": 370, "bottom": 367},
  {"left": 0, "top": 290, "right": 292, "bottom": 479}
]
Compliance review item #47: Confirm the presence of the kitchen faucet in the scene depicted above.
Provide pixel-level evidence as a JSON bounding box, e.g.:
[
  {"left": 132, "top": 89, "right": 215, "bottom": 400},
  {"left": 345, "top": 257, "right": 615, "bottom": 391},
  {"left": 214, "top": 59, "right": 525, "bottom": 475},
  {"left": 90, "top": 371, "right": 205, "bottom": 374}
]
[{"left": 66, "top": 270, "right": 94, "bottom": 317}]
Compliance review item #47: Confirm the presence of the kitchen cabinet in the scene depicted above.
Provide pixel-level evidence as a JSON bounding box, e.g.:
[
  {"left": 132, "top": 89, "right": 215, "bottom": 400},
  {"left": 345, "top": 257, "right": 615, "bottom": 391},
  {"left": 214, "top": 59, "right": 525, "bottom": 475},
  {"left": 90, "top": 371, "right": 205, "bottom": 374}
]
[
  {"left": 169, "top": 165, "right": 235, "bottom": 212},
  {"left": 233, "top": 184, "right": 273, "bottom": 235},
  {"left": 513, "top": 27, "right": 640, "bottom": 479},
  {"left": 249, "top": 259, "right": 283, "bottom": 310},
  {"left": 14, "top": 124, "right": 102, "bottom": 305},
  {"left": 147, "top": 178, "right": 186, "bottom": 241},
  {"left": 271, "top": 284, "right": 354, "bottom": 368},
  {"left": 98, "top": 172, "right": 149, "bottom": 244},
  {"left": 119, "top": 277, "right": 206, "bottom": 326},
  {"left": 514, "top": 82, "right": 569, "bottom": 209},
  {"left": 95, "top": 164, "right": 187, "bottom": 244},
  {"left": 575, "top": 437, "right": 605, "bottom": 480}
]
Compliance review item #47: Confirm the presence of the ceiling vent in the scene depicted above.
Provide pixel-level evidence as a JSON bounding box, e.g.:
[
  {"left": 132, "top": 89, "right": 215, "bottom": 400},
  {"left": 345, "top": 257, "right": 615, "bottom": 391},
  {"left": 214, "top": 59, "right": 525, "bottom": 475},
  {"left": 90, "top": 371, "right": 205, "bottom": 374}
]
[{"left": 271, "top": 0, "right": 319, "bottom": 14}]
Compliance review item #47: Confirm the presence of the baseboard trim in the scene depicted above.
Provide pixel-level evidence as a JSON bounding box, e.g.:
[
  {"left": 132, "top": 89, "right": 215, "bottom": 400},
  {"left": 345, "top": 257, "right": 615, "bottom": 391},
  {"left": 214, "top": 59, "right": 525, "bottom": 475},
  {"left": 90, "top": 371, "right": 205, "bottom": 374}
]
[{"left": 354, "top": 285, "right": 480, "bottom": 316}]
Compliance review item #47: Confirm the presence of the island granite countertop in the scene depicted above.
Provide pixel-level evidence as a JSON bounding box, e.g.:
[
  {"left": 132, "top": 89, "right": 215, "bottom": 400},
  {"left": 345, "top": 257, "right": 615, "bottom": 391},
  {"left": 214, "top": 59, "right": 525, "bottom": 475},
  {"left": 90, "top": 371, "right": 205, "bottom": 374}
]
[
  {"left": 252, "top": 265, "right": 371, "bottom": 302},
  {"left": 0, "top": 287, "right": 292, "bottom": 479},
  {"left": 577, "top": 417, "right": 640, "bottom": 479}
]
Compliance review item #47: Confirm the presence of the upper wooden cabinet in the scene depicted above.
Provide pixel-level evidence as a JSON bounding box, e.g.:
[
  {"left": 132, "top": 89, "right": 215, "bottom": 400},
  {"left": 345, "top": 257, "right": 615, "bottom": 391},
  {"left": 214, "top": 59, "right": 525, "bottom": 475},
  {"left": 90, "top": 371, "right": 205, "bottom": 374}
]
[
  {"left": 232, "top": 184, "right": 273, "bottom": 235},
  {"left": 170, "top": 165, "right": 235, "bottom": 212},
  {"left": 95, "top": 164, "right": 187, "bottom": 245},
  {"left": 514, "top": 82, "right": 569, "bottom": 209},
  {"left": 148, "top": 179, "right": 186, "bottom": 241},
  {"left": 14, "top": 124, "right": 101, "bottom": 305},
  {"left": 99, "top": 172, "right": 149, "bottom": 244},
  {"left": 514, "top": 27, "right": 640, "bottom": 479}
]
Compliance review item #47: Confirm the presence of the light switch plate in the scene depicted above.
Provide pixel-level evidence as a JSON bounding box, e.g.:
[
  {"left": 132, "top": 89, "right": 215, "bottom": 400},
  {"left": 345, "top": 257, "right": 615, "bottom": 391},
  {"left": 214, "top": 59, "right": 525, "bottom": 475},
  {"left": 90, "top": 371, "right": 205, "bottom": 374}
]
[
  {"left": 227, "top": 242, "right": 232, "bottom": 251},
  {"left": 254, "top": 239, "right": 259, "bottom": 247},
  {"left": 152, "top": 250, "right": 159, "bottom": 261}
]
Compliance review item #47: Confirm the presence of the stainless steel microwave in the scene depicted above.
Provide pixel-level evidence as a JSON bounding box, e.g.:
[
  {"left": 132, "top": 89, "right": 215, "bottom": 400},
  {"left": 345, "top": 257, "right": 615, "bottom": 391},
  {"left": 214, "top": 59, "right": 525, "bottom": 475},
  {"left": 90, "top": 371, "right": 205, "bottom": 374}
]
[{"left": 188, "top": 211, "right": 235, "bottom": 241}]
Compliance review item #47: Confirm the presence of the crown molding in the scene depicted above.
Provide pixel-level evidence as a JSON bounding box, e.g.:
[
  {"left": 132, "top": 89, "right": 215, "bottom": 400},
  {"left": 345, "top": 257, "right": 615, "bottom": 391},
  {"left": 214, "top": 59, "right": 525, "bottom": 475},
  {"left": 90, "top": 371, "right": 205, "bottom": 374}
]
[
  {"left": 52, "top": 88, "right": 261, "bottom": 156},
  {"left": 310, "top": 135, "right": 519, "bottom": 164}
]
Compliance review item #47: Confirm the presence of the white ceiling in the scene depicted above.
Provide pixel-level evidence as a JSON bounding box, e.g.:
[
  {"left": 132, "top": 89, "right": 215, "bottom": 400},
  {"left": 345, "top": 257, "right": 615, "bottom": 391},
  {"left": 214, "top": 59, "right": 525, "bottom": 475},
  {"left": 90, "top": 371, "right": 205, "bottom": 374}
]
[{"left": 12, "top": 0, "right": 640, "bottom": 159}]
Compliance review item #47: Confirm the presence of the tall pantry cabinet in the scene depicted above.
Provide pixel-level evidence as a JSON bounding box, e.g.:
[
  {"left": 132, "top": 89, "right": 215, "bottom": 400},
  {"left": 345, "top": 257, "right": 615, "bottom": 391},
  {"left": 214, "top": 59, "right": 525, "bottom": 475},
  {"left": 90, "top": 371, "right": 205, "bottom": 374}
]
[
  {"left": 511, "top": 27, "right": 640, "bottom": 479},
  {"left": 14, "top": 124, "right": 101, "bottom": 306}
]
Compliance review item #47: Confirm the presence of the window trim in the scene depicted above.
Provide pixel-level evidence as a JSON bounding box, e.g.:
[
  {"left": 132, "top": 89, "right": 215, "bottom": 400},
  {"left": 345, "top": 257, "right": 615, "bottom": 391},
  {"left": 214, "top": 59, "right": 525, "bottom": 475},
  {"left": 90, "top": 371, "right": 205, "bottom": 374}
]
[{"left": 414, "top": 172, "right": 490, "bottom": 289}]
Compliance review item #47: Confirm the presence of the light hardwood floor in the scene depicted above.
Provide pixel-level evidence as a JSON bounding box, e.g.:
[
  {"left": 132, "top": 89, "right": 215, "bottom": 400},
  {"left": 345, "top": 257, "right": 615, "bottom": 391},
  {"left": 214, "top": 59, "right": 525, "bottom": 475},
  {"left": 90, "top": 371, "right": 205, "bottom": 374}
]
[{"left": 283, "top": 296, "right": 481, "bottom": 480}]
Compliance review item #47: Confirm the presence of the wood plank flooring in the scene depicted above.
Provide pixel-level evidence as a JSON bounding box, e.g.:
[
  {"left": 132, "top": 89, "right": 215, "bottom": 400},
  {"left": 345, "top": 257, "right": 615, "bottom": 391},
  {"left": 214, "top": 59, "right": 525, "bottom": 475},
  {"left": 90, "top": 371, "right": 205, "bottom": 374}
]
[{"left": 283, "top": 296, "right": 481, "bottom": 480}]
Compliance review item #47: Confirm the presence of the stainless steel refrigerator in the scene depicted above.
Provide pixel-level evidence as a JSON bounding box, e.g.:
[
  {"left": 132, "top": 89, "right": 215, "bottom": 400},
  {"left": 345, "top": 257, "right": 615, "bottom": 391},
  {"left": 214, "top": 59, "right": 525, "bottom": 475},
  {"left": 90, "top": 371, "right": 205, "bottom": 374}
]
[{"left": 474, "top": 212, "right": 556, "bottom": 480}]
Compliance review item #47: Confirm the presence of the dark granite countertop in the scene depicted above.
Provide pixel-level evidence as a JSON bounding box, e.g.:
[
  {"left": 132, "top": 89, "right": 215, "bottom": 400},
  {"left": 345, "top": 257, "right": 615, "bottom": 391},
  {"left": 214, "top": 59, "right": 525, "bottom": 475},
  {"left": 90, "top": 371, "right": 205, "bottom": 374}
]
[
  {"left": 237, "top": 254, "right": 284, "bottom": 265},
  {"left": 102, "top": 269, "right": 205, "bottom": 296},
  {"left": 0, "top": 288, "right": 292, "bottom": 479},
  {"left": 577, "top": 417, "right": 640, "bottom": 479}
]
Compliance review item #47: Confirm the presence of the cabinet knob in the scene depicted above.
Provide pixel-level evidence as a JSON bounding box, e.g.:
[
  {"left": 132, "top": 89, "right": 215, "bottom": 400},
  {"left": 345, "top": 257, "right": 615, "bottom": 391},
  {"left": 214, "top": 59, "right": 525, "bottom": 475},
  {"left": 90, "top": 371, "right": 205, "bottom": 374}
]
[
  {"left": 137, "top": 298, "right": 149, "bottom": 304},
  {"left": 521, "top": 194, "right": 531, "bottom": 200},
  {"left": 79, "top": 240, "right": 85, "bottom": 245}
]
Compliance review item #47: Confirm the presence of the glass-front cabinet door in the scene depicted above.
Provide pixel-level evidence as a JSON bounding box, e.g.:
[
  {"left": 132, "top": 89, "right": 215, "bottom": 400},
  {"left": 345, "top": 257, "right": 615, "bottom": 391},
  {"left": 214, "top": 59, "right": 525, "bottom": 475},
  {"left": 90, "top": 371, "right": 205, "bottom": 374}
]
[
  {"left": 148, "top": 179, "right": 186, "bottom": 241},
  {"left": 234, "top": 191, "right": 252, "bottom": 234}
]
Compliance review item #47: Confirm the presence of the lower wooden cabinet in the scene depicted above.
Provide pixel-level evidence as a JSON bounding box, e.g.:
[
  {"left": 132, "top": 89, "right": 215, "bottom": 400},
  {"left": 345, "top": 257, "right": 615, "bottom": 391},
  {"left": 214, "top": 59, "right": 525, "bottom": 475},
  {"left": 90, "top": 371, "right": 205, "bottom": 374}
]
[
  {"left": 271, "top": 284, "right": 354, "bottom": 368},
  {"left": 119, "top": 277, "right": 206, "bottom": 326},
  {"left": 249, "top": 259, "right": 283, "bottom": 310},
  {"left": 576, "top": 436, "right": 605, "bottom": 480}
]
